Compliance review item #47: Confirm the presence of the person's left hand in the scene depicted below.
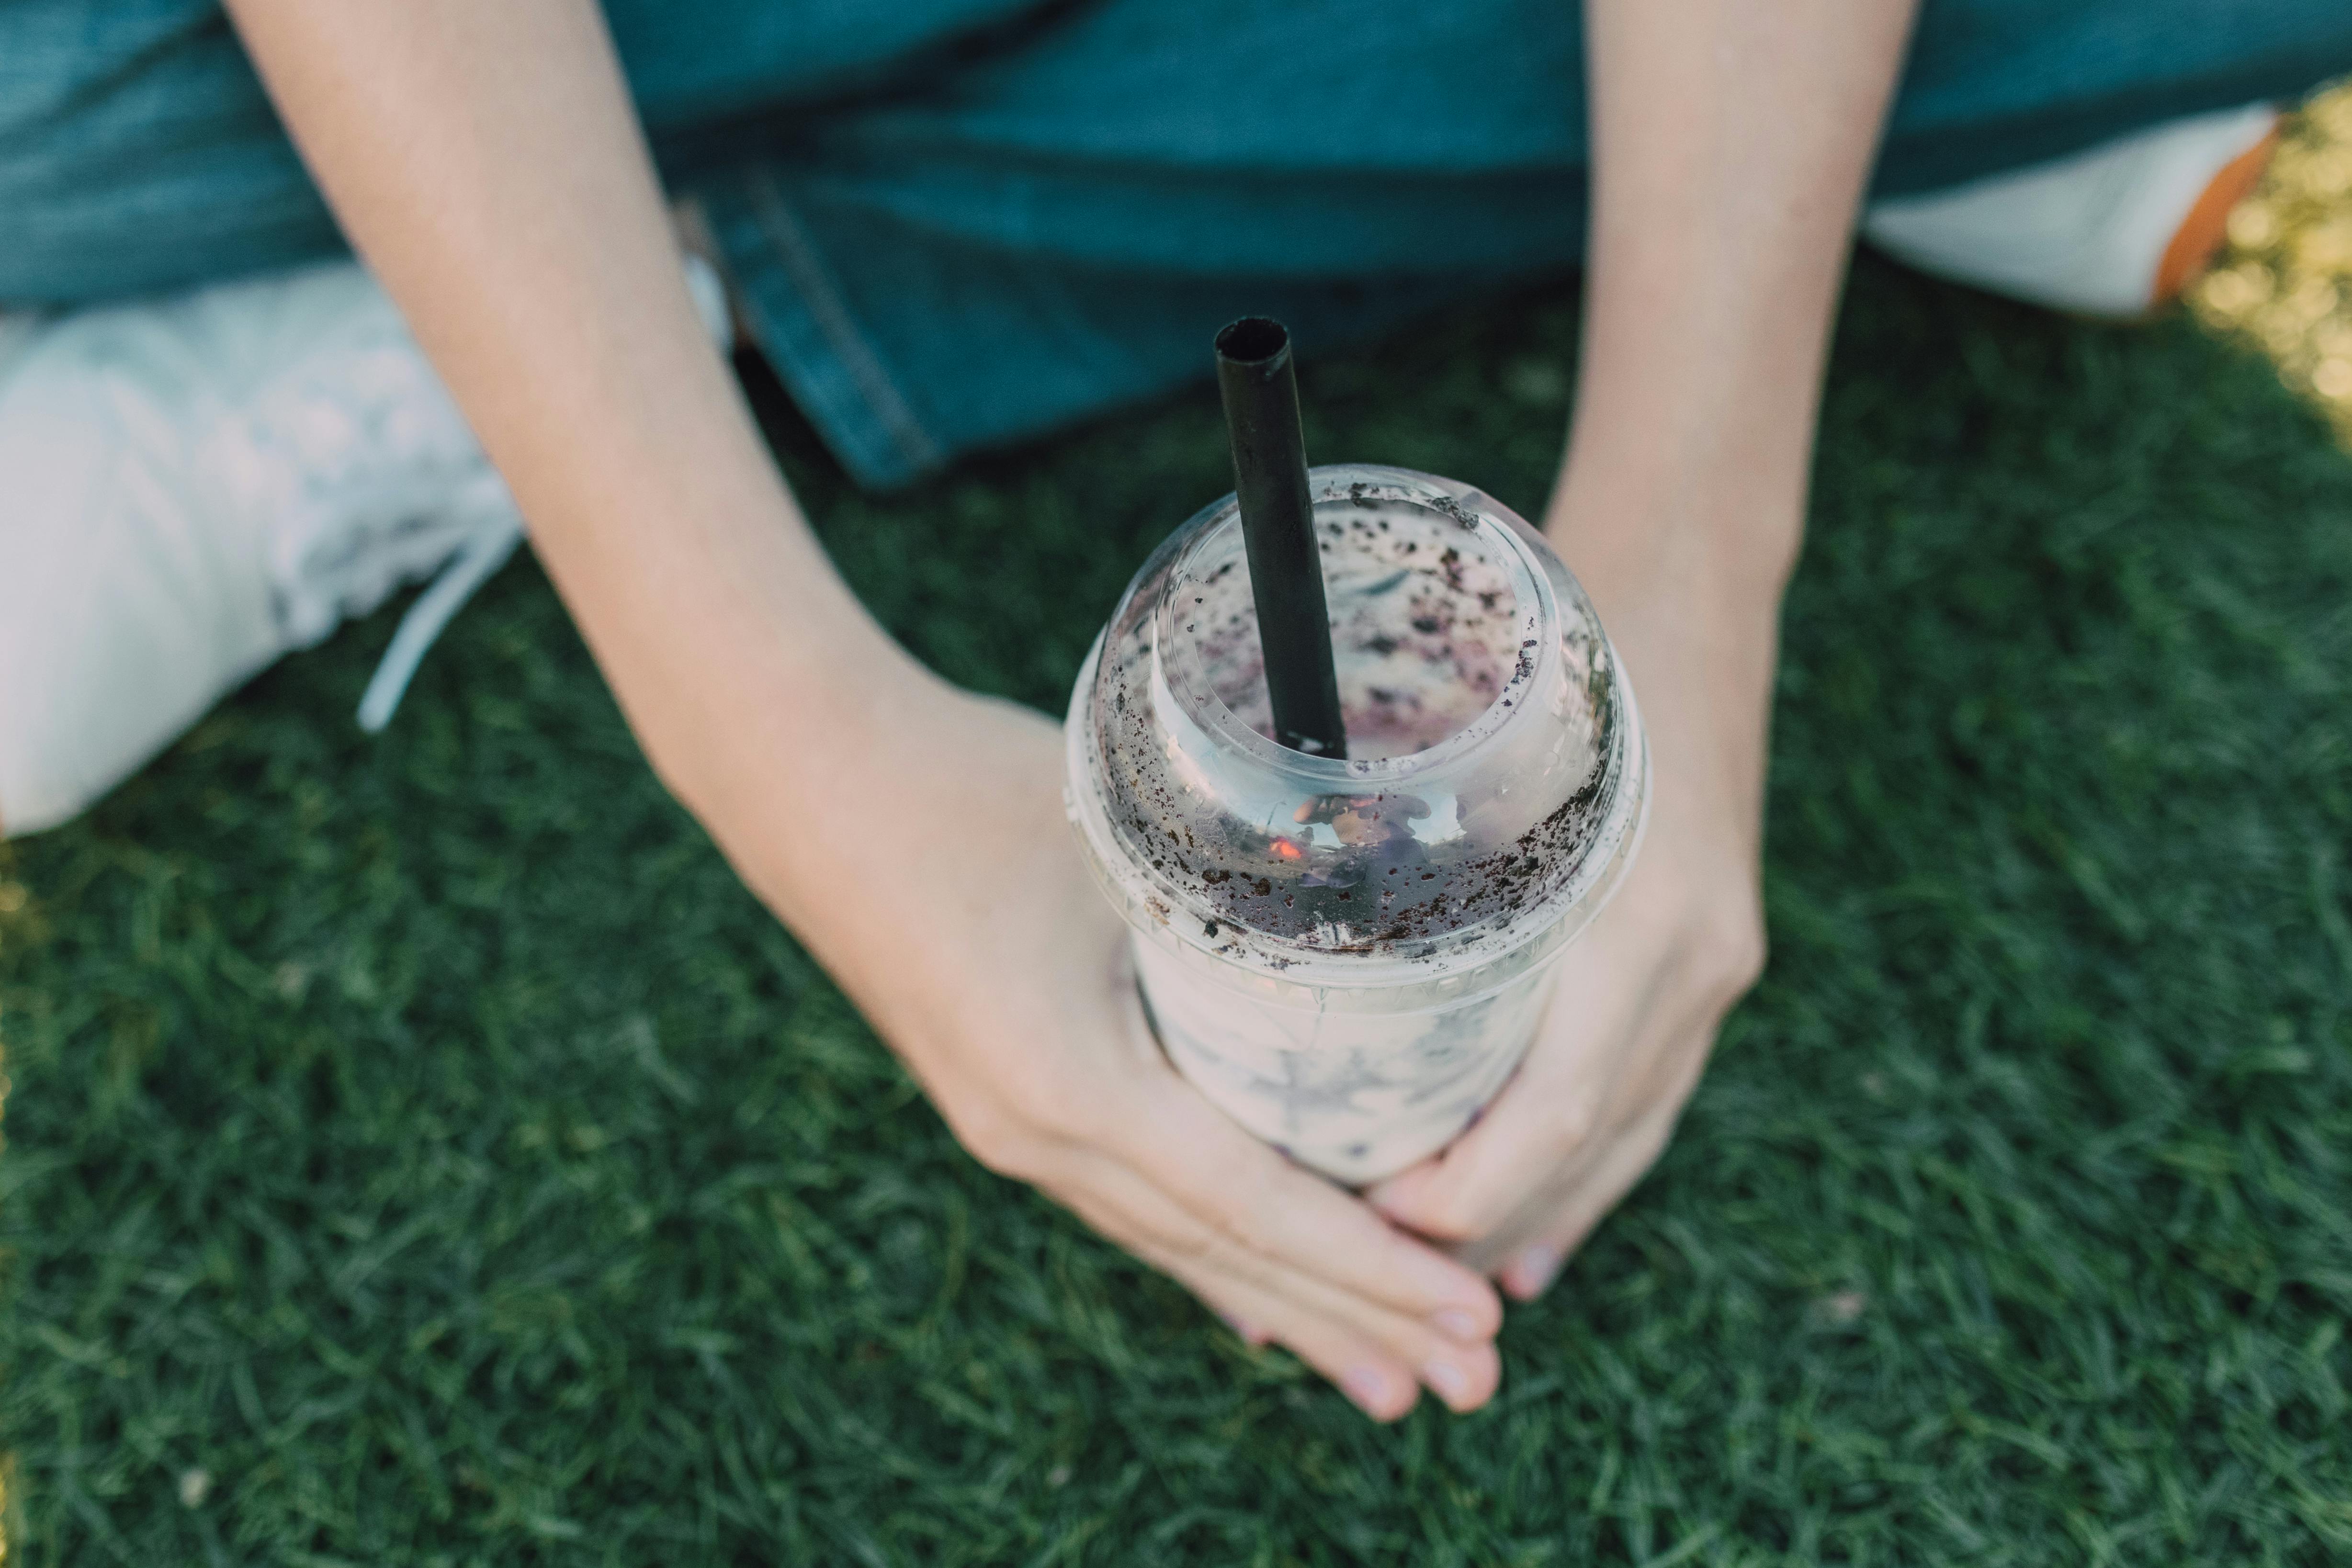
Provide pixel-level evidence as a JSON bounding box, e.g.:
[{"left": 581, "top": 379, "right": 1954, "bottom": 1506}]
[{"left": 1361, "top": 568, "right": 1773, "bottom": 1299}]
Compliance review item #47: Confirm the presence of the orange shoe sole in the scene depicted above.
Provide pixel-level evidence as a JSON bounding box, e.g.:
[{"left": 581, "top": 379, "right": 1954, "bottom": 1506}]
[{"left": 2153, "top": 122, "right": 2281, "bottom": 303}]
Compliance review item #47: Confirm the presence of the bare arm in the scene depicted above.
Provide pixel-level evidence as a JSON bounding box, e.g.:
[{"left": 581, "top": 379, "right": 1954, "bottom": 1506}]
[
  {"left": 221, "top": 0, "right": 905, "bottom": 880},
  {"left": 1557, "top": 0, "right": 1918, "bottom": 729},
  {"left": 1370, "top": 0, "right": 1920, "bottom": 1293},
  {"left": 222, "top": 0, "right": 1505, "bottom": 1421}
]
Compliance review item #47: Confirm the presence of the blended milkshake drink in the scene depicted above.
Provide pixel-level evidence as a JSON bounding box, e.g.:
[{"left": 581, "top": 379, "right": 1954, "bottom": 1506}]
[{"left": 1065, "top": 464, "right": 1647, "bottom": 1184}]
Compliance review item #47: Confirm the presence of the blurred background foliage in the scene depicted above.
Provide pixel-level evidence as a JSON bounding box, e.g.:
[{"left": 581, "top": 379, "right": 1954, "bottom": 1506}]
[{"left": 2194, "top": 82, "right": 2352, "bottom": 442}]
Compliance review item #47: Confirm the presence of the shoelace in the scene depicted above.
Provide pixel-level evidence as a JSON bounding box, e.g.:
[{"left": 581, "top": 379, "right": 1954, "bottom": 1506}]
[
  {"left": 223, "top": 327, "right": 526, "bottom": 733},
  {"left": 349, "top": 253, "right": 733, "bottom": 732},
  {"left": 354, "top": 501, "right": 526, "bottom": 732}
]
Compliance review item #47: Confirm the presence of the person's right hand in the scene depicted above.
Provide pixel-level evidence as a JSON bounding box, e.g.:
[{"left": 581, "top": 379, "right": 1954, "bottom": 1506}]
[{"left": 717, "top": 670, "right": 1506, "bottom": 1420}]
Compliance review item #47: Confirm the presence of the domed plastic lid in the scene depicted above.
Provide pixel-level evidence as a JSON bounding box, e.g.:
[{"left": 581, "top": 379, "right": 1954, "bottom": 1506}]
[{"left": 1066, "top": 465, "right": 1646, "bottom": 983}]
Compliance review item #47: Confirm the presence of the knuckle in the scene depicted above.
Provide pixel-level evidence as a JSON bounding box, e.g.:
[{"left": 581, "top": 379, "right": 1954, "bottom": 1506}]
[
  {"left": 962, "top": 1127, "right": 1034, "bottom": 1182},
  {"left": 954, "top": 1103, "right": 1054, "bottom": 1183},
  {"left": 1208, "top": 1189, "right": 1279, "bottom": 1257},
  {"left": 962, "top": 1061, "right": 1101, "bottom": 1171},
  {"left": 1161, "top": 1224, "right": 1220, "bottom": 1268},
  {"left": 1550, "top": 1092, "right": 1601, "bottom": 1153},
  {"left": 1696, "top": 902, "right": 1768, "bottom": 1001},
  {"left": 1128, "top": 1212, "right": 1223, "bottom": 1275},
  {"left": 994, "top": 1054, "right": 1090, "bottom": 1142},
  {"left": 1410, "top": 1188, "right": 1502, "bottom": 1246},
  {"left": 1634, "top": 1117, "right": 1674, "bottom": 1171},
  {"left": 1018, "top": 1078, "right": 1092, "bottom": 1147}
]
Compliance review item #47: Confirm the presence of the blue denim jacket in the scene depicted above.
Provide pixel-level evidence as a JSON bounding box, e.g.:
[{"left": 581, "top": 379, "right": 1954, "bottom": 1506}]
[{"left": 4, "top": 0, "right": 2346, "bottom": 485}]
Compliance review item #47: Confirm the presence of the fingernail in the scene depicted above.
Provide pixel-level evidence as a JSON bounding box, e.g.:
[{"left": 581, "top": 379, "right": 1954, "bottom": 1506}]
[
  {"left": 1421, "top": 1356, "right": 1472, "bottom": 1404},
  {"left": 1431, "top": 1307, "right": 1483, "bottom": 1342},
  {"left": 1511, "top": 1244, "right": 1561, "bottom": 1297},
  {"left": 1215, "top": 1310, "right": 1263, "bottom": 1344},
  {"left": 1342, "top": 1364, "right": 1397, "bottom": 1412}
]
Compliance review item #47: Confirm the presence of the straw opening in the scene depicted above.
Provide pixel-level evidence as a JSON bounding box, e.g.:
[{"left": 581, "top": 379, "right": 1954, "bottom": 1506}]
[{"left": 1215, "top": 316, "right": 1289, "bottom": 366}]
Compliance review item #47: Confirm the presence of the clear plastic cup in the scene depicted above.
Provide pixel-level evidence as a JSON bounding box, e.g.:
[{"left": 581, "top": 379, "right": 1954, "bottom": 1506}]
[{"left": 1064, "top": 465, "right": 1647, "bottom": 1184}]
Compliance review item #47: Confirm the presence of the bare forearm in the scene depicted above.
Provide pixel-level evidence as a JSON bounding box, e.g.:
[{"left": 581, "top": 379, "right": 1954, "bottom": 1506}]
[
  {"left": 1557, "top": 0, "right": 1916, "bottom": 586},
  {"left": 1551, "top": 0, "right": 1917, "bottom": 828},
  {"left": 222, "top": 0, "right": 921, "bottom": 879}
]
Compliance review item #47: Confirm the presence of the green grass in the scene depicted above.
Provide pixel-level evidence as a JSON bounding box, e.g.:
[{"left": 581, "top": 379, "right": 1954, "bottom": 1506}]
[{"left": 4, "top": 254, "right": 2351, "bottom": 1565}]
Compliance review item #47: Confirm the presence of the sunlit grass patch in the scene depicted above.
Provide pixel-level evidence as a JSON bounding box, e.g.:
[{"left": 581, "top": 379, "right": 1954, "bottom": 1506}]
[{"left": 2192, "top": 80, "right": 2352, "bottom": 442}]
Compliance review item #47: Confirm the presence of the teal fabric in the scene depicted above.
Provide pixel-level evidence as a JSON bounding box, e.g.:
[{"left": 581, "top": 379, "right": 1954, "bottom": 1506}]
[{"left": 4, "top": 0, "right": 2348, "bottom": 486}]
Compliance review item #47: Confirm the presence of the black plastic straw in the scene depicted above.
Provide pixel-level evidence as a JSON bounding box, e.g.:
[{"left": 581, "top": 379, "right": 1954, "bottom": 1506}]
[{"left": 1214, "top": 318, "right": 1347, "bottom": 759}]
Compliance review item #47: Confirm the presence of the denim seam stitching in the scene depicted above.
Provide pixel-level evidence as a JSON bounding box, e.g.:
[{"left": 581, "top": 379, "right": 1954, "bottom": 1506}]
[{"left": 742, "top": 170, "right": 944, "bottom": 475}]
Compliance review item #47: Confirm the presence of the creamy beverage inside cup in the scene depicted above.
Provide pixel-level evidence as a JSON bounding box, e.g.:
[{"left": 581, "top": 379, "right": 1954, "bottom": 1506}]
[{"left": 1065, "top": 465, "right": 1647, "bottom": 1184}]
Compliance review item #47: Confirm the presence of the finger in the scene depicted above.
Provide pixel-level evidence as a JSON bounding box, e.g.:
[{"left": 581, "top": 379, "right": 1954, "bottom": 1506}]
[
  {"left": 1255, "top": 1257, "right": 1502, "bottom": 1412},
  {"left": 1066, "top": 1184, "right": 1421, "bottom": 1418},
  {"left": 1089, "top": 970, "right": 1506, "bottom": 1336},
  {"left": 1223, "top": 1288, "right": 1420, "bottom": 1420},
  {"left": 1058, "top": 1151, "right": 1503, "bottom": 1409},
  {"left": 1366, "top": 909, "right": 1737, "bottom": 1260},
  {"left": 1497, "top": 1093, "right": 1681, "bottom": 1300},
  {"left": 1363, "top": 956, "right": 1657, "bottom": 1248},
  {"left": 1468, "top": 1010, "right": 1719, "bottom": 1278},
  {"left": 1195, "top": 1272, "right": 1423, "bottom": 1421},
  {"left": 1114, "top": 1064, "right": 1505, "bottom": 1338}
]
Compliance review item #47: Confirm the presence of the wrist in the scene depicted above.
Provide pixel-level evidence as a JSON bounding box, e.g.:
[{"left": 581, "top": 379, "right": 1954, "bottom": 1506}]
[
  {"left": 1545, "top": 427, "right": 1807, "bottom": 587},
  {"left": 1541, "top": 451, "right": 1789, "bottom": 848},
  {"left": 1542, "top": 459, "right": 1800, "bottom": 670},
  {"left": 651, "top": 612, "right": 944, "bottom": 869}
]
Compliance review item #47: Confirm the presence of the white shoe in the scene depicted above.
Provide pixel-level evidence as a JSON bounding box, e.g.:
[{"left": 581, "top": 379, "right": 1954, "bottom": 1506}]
[
  {"left": 0, "top": 254, "right": 731, "bottom": 837},
  {"left": 0, "top": 314, "right": 35, "bottom": 382},
  {"left": 1862, "top": 102, "right": 2281, "bottom": 317}
]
